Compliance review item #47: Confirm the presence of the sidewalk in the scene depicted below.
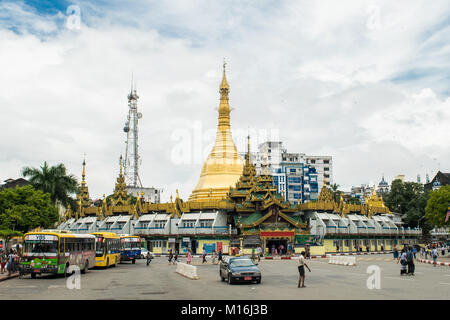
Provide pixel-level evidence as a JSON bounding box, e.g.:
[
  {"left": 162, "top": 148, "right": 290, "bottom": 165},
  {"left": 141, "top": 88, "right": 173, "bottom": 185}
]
[
  {"left": 154, "top": 251, "right": 393, "bottom": 260},
  {"left": 0, "top": 272, "right": 19, "bottom": 282}
]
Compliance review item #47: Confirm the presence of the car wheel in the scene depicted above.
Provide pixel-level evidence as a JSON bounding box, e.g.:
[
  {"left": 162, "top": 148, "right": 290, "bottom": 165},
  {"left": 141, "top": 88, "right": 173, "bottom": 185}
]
[
  {"left": 106, "top": 258, "right": 109, "bottom": 268},
  {"left": 228, "top": 274, "right": 233, "bottom": 285},
  {"left": 256, "top": 279, "right": 261, "bottom": 284},
  {"left": 220, "top": 270, "right": 225, "bottom": 282},
  {"left": 31, "top": 273, "right": 36, "bottom": 279}
]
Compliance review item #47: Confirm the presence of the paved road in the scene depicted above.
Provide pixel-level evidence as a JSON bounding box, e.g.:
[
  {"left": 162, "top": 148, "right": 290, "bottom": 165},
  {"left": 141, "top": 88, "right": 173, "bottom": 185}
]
[{"left": 0, "top": 254, "right": 449, "bottom": 299}]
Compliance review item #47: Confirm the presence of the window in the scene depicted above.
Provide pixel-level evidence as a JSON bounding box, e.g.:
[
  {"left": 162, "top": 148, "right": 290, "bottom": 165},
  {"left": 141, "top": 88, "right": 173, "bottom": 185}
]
[
  {"left": 324, "top": 160, "right": 329, "bottom": 164},
  {"left": 290, "top": 168, "right": 296, "bottom": 173},
  {"left": 310, "top": 159, "right": 316, "bottom": 164},
  {"left": 183, "top": 220, "right": 196, "bottom": 228},
  {"left": 288, "top": 177, "right": 301, "bottom": 183},
  {"left": 199, "top": 220, "right": 214, "bottom": 227},
  {"left": 324, "top": 167, "right": 329, "bottom": 171},
  {"left": 155, "top": 221, "right": 166, "bottom": 228},
  {"left": 324, "top": 174, "right": 330, "bottom": 178}
]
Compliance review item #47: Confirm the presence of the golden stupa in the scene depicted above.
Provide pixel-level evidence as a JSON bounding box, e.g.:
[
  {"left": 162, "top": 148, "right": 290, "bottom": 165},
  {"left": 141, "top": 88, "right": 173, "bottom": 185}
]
[{"left": 188, "top": 63, "right": 244, "bottom": 202}]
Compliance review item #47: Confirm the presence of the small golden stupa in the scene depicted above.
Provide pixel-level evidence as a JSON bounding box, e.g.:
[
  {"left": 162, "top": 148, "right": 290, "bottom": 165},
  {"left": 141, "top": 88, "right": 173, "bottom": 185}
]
[{"left": 188, "top": 63, "right": 244, "bottom": 202}]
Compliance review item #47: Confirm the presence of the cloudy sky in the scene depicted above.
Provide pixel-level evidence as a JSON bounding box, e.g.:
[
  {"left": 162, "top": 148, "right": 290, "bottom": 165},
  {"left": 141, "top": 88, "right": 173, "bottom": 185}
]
[{"left": 1, "top": 0, "right": 449, "bottom": 201}]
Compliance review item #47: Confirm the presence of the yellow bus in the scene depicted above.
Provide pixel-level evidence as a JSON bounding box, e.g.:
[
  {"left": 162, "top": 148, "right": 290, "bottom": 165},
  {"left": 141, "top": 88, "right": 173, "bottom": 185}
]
[
  {"left": 20, "top": 231, "right": 96, "bottom": 278},
  {"left": 89, "top": 232, "right": 121, "bottom": 268}
]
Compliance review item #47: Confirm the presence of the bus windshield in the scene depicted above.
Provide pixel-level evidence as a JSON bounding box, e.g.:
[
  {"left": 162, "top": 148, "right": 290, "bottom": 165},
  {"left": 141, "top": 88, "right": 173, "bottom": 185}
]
[
  {"left": 24, "top": 240, "right": 58, "bottom": 254},
  {"left": 95, "top": 237, "right": 105, "bottom": 257},
  {"left": 122, "top": 241, "right": 140, "bottom": 249}
]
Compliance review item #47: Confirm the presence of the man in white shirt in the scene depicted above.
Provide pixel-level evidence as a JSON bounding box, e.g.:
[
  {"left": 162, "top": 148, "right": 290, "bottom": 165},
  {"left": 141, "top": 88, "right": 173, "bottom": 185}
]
[{"left": 298, "top": 251, "right": 311, "bottom": 288}]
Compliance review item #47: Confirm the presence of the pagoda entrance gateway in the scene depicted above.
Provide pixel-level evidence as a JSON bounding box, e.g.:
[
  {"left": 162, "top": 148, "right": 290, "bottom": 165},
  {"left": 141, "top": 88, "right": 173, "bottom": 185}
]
[{"left": 266, "top": 239, "right": 287, "bottom": 255}]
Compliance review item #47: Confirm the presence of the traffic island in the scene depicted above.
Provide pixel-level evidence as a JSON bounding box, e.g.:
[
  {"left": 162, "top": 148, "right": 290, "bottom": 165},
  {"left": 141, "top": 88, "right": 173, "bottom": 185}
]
[
  {"left": 417, "top": 258, "right": 450, "bottom": 267},
  {"left": 175, "top": 262, "right": 200, "bottom": 280}
]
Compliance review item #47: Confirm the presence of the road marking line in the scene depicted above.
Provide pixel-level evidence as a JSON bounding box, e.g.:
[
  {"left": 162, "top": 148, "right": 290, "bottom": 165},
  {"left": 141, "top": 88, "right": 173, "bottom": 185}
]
[
  {"left": 385, "top": 276, "right": 414, "bottom": 281},
  {"left": 48, "top": 285, "right": 65, "bottom": 289},
  {"left": 439, "top": 283, "right": 450, "bottom": 285},
  {"left": 310, "top": 268, "right": 332, "bottom": 272}
]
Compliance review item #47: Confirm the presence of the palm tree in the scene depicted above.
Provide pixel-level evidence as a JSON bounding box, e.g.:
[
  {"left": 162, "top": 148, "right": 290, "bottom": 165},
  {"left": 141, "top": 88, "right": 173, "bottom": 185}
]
[
  {"left": 22, "top": 161, "right": 78, "bottom": 207},
  {"left": 330, "top": 183, "right": 341, "bottom": 202}
]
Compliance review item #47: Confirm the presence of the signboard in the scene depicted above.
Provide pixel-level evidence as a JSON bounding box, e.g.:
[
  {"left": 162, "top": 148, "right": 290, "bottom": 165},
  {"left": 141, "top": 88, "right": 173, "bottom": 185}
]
[
  {"left": 121, "top": 237, "right": 140, "bottom": 242},
  {"left": 260, "top": 231, "right": 294, "bottom": 237},
  {"left": 243, "top": 235, "right": 261, "bottom": 245},
  {"left": 25, "top": 234, "right": 58, "bottom": 241},
  {"left": 182, "top": 238, "right": 190, "bottom": 242},
  {"left": 295, "top": 235, "right": 322, "bottom": 246},
  {"left": 168, "top": 238, "right": 176, "bottom": 243}
]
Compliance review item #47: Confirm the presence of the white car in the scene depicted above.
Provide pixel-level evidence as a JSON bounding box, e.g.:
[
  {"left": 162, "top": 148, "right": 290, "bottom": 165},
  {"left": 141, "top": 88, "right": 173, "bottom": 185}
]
[{"left": 140, "top": 248, "right": 154, "bottom": 259}]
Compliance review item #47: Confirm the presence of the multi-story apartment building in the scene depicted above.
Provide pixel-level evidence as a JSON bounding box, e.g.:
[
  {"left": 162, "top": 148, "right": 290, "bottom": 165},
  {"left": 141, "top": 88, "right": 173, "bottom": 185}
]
[{"left": 241, "top": 141, "right": 331, "bottom": 204}]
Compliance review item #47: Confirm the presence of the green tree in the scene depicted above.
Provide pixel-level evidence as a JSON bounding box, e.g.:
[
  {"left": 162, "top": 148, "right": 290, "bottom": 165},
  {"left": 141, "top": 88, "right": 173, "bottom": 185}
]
[
  {"left": 0, "top": 229, "right": 23, "bottom": 246},
  {"left": 0, "top": 186, "right": 59, "bottom": 233},
  {"left": 347, "top": 197, "right": 361, "bottom": 205},
  {"left": 425, "top": 185, "right": 450, "bottom": 227},
  {"left": 384, "top": 179, "right": 432, "bottom": 234},
  {"left": 22, "top": 161, "right": 78, "bottom": 207},
  {"left": 330, "top": 183, "right": 341, "bottom": 202}
]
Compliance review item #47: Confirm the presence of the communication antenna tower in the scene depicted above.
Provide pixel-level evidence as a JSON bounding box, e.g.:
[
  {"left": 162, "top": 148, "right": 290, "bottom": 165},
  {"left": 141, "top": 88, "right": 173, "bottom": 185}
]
[{"left": 123, "top": 75, "right": 143, "bottom": 188}]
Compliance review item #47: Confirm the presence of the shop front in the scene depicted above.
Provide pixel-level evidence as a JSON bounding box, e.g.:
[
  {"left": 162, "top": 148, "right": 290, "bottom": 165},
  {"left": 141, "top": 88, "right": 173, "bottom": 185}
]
[{"left": 260, "top": 231, "right": 295, "bottom": 256}]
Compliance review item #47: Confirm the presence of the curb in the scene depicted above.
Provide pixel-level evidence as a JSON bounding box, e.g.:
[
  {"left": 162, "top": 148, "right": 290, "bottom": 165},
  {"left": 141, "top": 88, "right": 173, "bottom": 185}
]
[
  {"left": 327, "top": 251, "right": 392, "bottom": 257},
  {"left": 417, "top": 258, "right": 450, "bottom": 267},
  {"left": 0, "top": 273, "right": 19, "bottom": 282}
]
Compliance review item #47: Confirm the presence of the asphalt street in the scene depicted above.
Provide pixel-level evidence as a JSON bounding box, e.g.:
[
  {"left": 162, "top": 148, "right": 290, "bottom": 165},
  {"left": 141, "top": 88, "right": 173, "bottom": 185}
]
[{"left": 0, "top": 254, "right": 449, "bottom": 300}]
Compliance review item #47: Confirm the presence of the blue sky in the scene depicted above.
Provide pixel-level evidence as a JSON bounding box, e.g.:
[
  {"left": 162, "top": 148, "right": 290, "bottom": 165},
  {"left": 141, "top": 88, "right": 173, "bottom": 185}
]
[{"left": 1, "top": 0, "right": 449, "bottom": 200}]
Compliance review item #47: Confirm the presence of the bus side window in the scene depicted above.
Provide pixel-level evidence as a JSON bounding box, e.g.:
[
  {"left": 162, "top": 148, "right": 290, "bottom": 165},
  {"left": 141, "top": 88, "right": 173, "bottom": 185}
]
[{"left": 60, "top": 239, "right": 64, "bottom": 254}]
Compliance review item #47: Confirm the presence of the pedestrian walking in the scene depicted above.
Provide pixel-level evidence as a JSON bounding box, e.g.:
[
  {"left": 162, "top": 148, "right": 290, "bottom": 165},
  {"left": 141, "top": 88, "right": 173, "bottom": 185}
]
[
  {"left": 256, "top": 246, "right": 261, "bottom": 262},
  {"left": 7, "top": 249, "right": 14, "bottom": 276},
  {"left": 218, "top": 249, "right": 223, "bottom": 262},
  {"left": 251, "top": 247, "right": 256, "bottom": 262},
  {"left": 168, "top": 249, "right": 174, "bottom": 265},
  {"left": 397, "top": 249, "right": 407, "bottom": 276},
  {"left": 146, "top": 251, "right": 152, "bottom": 267},
  {"left": 393, "top": 246, "right": 398, "bottom": 260},
  {"left": 441, "top": 245, "right": 445, "bottom": 257},
  {"left": 202, "top": 248, "right": 207, "bottom": 263},
  {"left": 212, "top": 250, "right": 217, "bottom": 265},
  {"left": 0, "top": 250, "right": 6, "bottom": 274},
  {"left": 412, "top": 246, "right": 417, "bottom": 259},
  {"left": 186, "top": 249, "right": 192, "bottom": 264},
  {"left": 432, "top": 247, "right": 438, "bottom": 267},
  {"left": 297, "top": 251, "right": 311, "bottom": 288},
  {"left": 406, "top": 247, "right": 415, "bottom": 276},
  {"left": 174, "top": 250, "right": 179, "bottom": 263}
]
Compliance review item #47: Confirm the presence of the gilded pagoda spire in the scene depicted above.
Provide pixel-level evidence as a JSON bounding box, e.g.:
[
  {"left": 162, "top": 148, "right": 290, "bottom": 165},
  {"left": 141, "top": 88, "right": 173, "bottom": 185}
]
[
  {"left": 77, "top": 157, "right": 92, "bottom": 212},
  {"left": 112, "top": 155, "right": 129, "bottom": 206},
  {"left": 318, "top": 176, "right": 333, "bottom": 202},
  {"left": 188, "top": 63, "right": 244, "bottom": 202}
]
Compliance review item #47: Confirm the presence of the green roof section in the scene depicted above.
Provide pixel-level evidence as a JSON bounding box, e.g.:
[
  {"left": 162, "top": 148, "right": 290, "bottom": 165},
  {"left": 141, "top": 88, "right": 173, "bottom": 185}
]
[{"left": 240, "top": 211, "right": 264, "bottom": 225}]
